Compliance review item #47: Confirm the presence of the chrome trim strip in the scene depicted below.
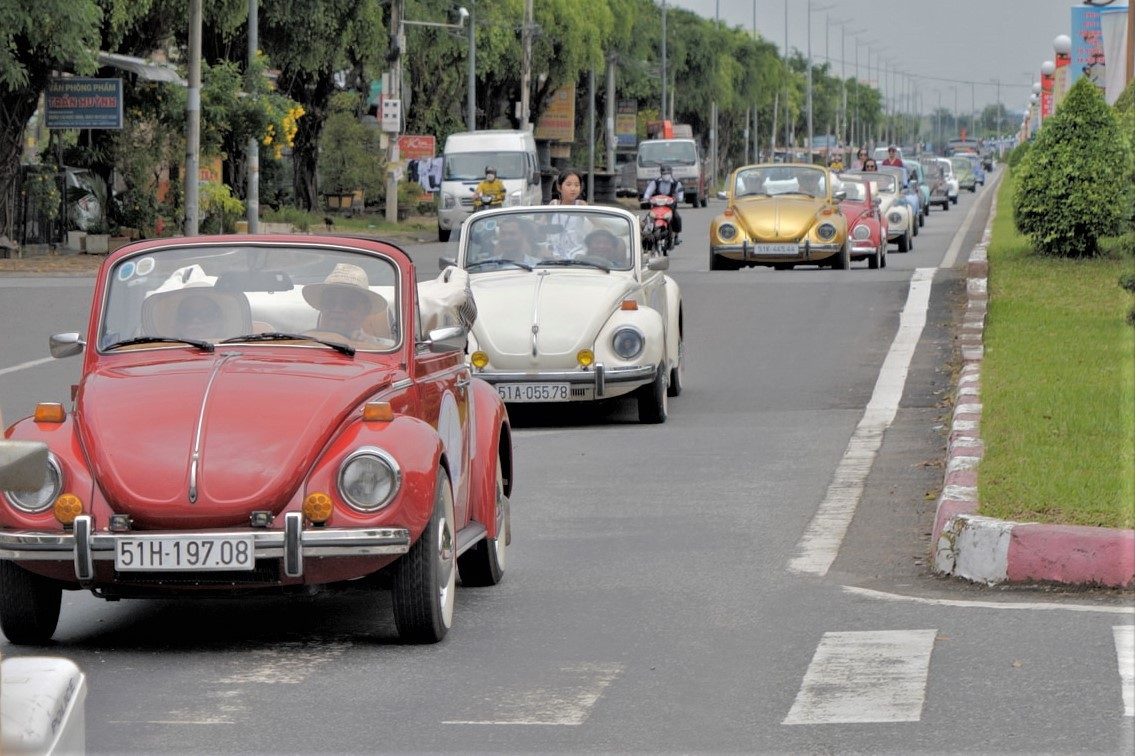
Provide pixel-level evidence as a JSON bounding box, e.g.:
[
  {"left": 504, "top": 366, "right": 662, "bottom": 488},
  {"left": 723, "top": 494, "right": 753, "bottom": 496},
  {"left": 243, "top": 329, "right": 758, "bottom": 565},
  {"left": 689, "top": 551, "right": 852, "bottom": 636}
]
[
  {"left": 74, "top": 515, "right": 93, "bottom": 581},
  {"left": 596, "top": 363, "right": 606, "bottom": 396},
  {"left": 284, "top": 512, "right": 302, "bottom": 577},
  {"left": 189, "top": 352, "right": 240, "bottom": 504}
]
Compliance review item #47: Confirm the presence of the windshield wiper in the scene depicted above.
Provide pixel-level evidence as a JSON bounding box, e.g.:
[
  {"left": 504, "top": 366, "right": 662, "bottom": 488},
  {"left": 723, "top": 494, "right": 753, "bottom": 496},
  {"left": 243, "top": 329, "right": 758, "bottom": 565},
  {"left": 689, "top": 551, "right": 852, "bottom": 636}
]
[
  {"left": 104, "top": 336, "right": 214, "bottom": 352},
  {"left": 465, "top": 259, "right": 533, "bottom": 272},
  {"left": 219, "top": 332, "right": 356, "bottom": 356},
  {"left": 536, "top": 258, "right": 611, "bottom": 271}
]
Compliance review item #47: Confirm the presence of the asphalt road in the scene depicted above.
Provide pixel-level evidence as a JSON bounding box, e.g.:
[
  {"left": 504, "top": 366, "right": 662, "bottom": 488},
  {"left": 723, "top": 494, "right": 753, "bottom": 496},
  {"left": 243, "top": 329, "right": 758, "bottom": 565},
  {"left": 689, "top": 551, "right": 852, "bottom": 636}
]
[{"left": 1, "top": 178, "right": 1132, "bottom": 755}]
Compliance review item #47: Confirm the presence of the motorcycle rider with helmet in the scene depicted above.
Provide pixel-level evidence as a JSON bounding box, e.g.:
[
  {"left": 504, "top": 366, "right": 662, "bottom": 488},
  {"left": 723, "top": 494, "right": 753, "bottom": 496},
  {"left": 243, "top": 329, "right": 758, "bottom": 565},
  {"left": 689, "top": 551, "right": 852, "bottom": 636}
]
[
  {"left": 473, "top": 166, "right": 506, "bottom": 211},
  {"left": 641, "top": 165, "right": 684, "bottom": 243}
]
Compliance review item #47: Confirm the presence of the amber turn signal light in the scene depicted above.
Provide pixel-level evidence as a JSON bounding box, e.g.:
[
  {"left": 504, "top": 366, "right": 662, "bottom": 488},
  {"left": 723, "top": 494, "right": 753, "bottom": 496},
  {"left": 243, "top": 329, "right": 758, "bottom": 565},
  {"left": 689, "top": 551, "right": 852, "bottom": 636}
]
[
  {"left": 576, "top": 349, "right": 594, "bottom": 367},
  {"left": 362, "top": 402, "right": 393, "bottom": 422},
  {"left": 303, "top": 493, "right": 333, "bottom": 523},
  {"left": 470, "top": 351, "right": 489, "bottom": 369},
  {"left": 53, "top": 494, "right": 83, "bottom": 525},
  {"left": 34, "top": 403, "right": 66, "bottom": 423}
]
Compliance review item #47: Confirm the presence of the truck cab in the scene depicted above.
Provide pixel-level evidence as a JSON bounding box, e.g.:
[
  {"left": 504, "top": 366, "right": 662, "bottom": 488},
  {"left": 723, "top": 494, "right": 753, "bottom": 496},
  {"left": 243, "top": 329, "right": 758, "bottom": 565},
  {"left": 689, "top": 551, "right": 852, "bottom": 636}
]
[{"left": 635, "top": 131, "right": 708, "bottom": 208}]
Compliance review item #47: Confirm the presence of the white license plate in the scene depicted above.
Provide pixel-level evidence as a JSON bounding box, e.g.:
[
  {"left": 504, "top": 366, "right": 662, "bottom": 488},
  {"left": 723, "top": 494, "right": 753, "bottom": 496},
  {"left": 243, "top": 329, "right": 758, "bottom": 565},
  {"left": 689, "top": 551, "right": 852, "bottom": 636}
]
[
  {"left": 497, "top": 383, "right": 570, "bottom": 402},
  {"left": 115, "top": 535, "right": 256, "bottom": 571},
  {"left": 751, "top": 243, "right": 798, "bottom": 255}
]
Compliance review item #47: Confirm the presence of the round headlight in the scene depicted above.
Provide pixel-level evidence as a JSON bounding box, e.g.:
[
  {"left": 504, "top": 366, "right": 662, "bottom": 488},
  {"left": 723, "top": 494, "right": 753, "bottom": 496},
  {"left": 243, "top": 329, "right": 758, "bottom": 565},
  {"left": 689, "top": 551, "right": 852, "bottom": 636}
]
[
  {"left": 337, "top": 448, "right": 401, "bottom": 512},
  {"left": 5, "top": 453, "right": 62, "bottom": 514},
  {"left": 888, "top": 211, "right": 903, "bottom": 224},
  {"left": 817, "top": 223, "right": 837, "bottom": 241},
  {"left": 717, "top": 223, "right": 737, "bottom": 242},
  {"left": 852, "top": 224, "right": 871, "bottom": 241},
  {"left": 611, "top": 327, "right": 645, "bottom": 360}
]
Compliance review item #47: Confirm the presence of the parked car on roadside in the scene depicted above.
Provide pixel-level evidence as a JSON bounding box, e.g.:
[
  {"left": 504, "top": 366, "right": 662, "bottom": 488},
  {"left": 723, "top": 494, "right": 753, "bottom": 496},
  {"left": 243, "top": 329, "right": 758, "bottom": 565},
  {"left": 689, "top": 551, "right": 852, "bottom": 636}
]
[
  {"left": 0, "top": 234, "right": 514, "bottom": 645},
  {"left": 709, "top": 163, "right": 850, "bottom": 270}
]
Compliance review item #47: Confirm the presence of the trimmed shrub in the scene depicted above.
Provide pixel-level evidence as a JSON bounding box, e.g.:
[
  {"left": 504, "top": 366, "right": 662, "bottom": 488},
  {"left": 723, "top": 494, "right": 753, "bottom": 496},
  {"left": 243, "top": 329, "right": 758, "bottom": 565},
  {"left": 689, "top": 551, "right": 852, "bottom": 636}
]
[
  {"left": 1005, "top": 140, "right": 1031, "bottom": 169},
  {"left": 1113, "top": 78, "right": 1135, "bottom": 228},
  {"left": 1013, "top": 78, "right": 1135, "bottom": 257}
]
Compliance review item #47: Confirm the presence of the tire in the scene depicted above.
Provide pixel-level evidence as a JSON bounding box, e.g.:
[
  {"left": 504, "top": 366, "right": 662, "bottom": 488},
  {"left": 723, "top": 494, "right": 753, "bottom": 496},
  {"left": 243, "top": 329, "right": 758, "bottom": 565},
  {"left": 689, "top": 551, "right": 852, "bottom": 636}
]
[
  {"left": 688, "top": 193, "right": 698, "bottom": 208},
  {"left": 951, "top": 195, "right": 958, "bottom": 205},
  {"left": 832, "top": 240, "right": 850, "bottom": 270},
  {"left": 868, "top": 244, "right": 880, "bottom": 269},
  {"left": 918, "top": 211, "right": 925, "bottom": 227},
  {"left": 880, "top": 241, "right": 888, "bottom": 269},
  {"left": 898, "top": 229, "right": 911, "bottom": 253},
  {"left": 942, "top": 200, "right": 950, "bottom": 211},
  {"left": 392, "top": 468, "right": 457, "bottom": 644},
  {"left": 438, "top": 226, "right": 451, "bottom": 243},
  {"left": 0, "top": 561, "right": 62, "bottom": 645},
  {"left": 458, "top": 457, "right": 508, "bottom": 587},
  {"left": 699, "top": 195, "right": 708, "bottom": 208},
  {"left": 668, "top": 336, "right": 684, "bottom": 397},
  {"left": 637, "top": 363, "right": 668, "bottom": 424}
]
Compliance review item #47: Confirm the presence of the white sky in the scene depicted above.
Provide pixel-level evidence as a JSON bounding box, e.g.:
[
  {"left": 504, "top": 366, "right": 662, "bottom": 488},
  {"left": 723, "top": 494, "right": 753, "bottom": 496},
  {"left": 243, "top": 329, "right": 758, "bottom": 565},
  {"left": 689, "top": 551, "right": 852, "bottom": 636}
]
[{"left": 665, "top": 0, "right": 1100, "bottom": 112}]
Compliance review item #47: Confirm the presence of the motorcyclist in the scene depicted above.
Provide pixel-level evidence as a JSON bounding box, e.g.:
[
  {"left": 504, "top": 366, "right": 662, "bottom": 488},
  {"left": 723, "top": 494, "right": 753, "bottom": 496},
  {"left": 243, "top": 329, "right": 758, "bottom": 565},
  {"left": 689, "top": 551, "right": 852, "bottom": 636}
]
[
  {"left": 473, "top": 166, "right": 506, "bottom": 211},
  {"left": 641, "top": 165, "right": 683, "bottom": 242}
]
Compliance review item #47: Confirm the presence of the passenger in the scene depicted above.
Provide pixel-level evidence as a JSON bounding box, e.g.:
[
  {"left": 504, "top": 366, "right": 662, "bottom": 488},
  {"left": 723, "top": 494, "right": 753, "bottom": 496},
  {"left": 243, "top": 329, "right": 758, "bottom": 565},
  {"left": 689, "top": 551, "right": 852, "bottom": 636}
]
[
  {"left": 174, "top": 294, "right": 225, "bottom": 341},
  {"left": 302, "top": 263, "right": 390, "bottom": 345},
  {"left": 547, "top": 168, "right": 589, "bottom": 257}
]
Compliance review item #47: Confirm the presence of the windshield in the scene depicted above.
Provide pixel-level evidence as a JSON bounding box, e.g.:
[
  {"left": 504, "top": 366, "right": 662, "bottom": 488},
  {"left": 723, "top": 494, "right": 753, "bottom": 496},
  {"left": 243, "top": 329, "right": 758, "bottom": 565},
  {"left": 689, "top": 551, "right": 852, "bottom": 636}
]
[
  {"left": 460, "top": 208, "right": 637, "bottom": 272},
  {"left": 732, "top": 164, "right": 830, "bottom": 198},
  {"left": 838, "top": 178, "right": 868, "bottom": 202},
  {"left": 444, "top": 152, "right": 528, "bottom": 181},
  {"left": 100, "top": 245, "right": 401, "bottom": 352},
  {"left": 638, "top": 140, "right": 698, "bottom": 167}
]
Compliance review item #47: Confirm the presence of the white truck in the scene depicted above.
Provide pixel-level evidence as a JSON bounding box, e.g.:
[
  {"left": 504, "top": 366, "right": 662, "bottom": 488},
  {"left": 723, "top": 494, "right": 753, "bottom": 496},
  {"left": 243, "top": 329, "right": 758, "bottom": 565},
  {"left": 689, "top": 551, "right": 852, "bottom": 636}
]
[{"left": 635, "top": 137, "right": 708, "bottom": 208}]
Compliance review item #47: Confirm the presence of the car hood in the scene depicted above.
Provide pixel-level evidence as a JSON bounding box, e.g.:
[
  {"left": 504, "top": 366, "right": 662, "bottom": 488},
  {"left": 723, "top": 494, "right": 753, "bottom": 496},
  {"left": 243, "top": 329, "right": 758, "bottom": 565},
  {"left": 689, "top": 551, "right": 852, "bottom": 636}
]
[
  {"left": 471, "top": 270, "right": 636, "bottom": 367},
  {"left": 732, "top": 196, "right": 824, "bottom": 240},
  {"left": 76, "top": 351, "right": 395, "bottom": 527}
]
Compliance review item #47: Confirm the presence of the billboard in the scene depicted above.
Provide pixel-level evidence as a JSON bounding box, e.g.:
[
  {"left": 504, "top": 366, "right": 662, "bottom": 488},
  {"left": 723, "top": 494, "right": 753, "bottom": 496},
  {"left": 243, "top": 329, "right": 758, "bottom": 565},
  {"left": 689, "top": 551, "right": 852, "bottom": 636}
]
[
  {"left": 45, "top": 78, "right": 123, "bottom": 129},
  {"left": 535, "top": 84, "right": 575, "bottom": 143}
]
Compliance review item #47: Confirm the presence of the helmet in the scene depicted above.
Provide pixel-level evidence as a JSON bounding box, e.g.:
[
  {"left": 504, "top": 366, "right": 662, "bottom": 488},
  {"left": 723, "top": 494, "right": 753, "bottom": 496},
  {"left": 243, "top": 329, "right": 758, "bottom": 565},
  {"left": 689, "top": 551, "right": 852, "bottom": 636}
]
[
  {"left": 659, "top": 165, "right": 673, "bottom": 177},
  {"left": 485, "top": 166, "right": 496, "bottom": 176}
]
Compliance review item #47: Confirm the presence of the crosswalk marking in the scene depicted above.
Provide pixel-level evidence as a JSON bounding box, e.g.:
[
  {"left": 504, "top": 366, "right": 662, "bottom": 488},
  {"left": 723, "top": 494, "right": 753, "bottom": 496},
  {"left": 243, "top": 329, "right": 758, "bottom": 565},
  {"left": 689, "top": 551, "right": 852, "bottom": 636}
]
[
  {"left": 1115, "top": 626, "right": 1134, "bottom": 717},
  {"left": 442, "top": 662, "right": 624, "bottom": 726},
  {"left": 783, "top": 629, "right": 937, "bottom": 725}
]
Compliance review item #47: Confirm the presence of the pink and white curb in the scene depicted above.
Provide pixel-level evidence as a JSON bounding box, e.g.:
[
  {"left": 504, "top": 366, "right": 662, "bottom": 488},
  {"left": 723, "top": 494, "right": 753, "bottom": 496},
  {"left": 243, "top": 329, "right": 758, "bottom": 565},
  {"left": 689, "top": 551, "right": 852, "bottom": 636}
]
[{"left": 931, "top": 191, "right": 1135, "bottom": 588}]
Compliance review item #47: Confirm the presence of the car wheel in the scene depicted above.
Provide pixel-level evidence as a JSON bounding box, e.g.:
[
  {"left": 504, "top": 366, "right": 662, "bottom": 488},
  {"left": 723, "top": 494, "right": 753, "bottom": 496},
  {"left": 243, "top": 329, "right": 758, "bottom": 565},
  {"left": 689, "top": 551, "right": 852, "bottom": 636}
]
[
  {"left": 942, "top": 200, "right": 950, "bottom": 211},
  {"left": 637, "top": 363, "right": 668, "bottom": 424},
  {"left": 438, "top": 226, "right": 451, "bottom": 243},
  {"left": 951, "top": 195, "right": 958, "bottom": 205},
  {"left": 709, "top": 251, "right": 737, "bottom": 271},
  {"left": 392, "top": 468, "right": 457, "bottom": 644},
  {"left": 688, "top": 194, "right": 698, "bottom": 208},
  {"left": 0, "top": 561, "right": 62, "bottom": 645},
  {"left": 457, "top": 457, "right": 508, "bottom": 587},
  {"left": 880, "top": 241, "right": 888, "bottom": 269},
  {"left": 868, "top": 244, "right": 880, "bottom": 269},
  {"left": 668, "top": 336, "right": 684, "bottom": 397},
  {"left": 898, "top": 229, "right": 911, "bottom": 253},
  {"left": 832, "top": 240, "right": 850, "bottom": 270},
  {"left": 918, "top": 211, "right": 925, "bottom": 227},
  {"left": 700, "top": 196, "right": 708, "bottom": 208}
]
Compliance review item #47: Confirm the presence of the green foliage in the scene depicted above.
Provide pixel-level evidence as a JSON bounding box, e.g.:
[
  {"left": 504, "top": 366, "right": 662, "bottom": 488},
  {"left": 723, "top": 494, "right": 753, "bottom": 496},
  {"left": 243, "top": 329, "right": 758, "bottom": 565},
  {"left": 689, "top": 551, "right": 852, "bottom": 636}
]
[
  {"left": 1113, "top": 78, "right": 1135, "bottom": 225},
  {"left": 1012, "top": 78, "right": 1135, "bottom": 258},
  {"left": 199, "top": 181, "right": 244, "bottom": 234},
  {"left": 262, "top": 205, "right": 312, "bottom": 232},
  {"left": 22, "top": 166, "right": 61, "bottom": 221},
  {"left": 1005, "top": 140, "right": 1031, "bottom": 169},
  {"left": 318, "top": 92, "right": 383, "bottom": 198}
]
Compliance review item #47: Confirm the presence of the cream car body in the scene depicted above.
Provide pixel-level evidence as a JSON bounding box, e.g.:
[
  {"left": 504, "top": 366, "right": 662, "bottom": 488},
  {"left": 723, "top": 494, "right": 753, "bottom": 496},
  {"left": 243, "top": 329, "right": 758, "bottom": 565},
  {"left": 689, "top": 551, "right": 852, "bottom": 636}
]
[{"left": 444, "top": 206, "right": 683, "bottom": 423}]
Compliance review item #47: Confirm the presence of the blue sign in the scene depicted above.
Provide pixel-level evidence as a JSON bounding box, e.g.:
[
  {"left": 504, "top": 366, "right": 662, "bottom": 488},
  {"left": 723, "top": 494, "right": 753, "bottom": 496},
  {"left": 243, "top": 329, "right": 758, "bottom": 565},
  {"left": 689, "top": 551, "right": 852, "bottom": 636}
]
[{"left": 45, "top": 78, "right": 124, "bottom": 129}]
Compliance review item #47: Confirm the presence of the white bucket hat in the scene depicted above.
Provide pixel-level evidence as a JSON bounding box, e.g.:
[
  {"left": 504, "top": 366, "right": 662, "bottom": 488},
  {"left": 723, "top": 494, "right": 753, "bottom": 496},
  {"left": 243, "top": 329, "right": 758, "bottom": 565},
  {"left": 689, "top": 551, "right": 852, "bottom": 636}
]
[{"left": 301, "top": 263, "right": 387, "bottom": 315}]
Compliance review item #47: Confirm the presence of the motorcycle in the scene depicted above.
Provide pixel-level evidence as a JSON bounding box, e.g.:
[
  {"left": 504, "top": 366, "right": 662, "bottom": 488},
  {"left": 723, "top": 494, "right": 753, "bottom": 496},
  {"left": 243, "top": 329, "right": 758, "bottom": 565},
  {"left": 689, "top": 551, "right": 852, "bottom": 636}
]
[
  {"left": 472, "top": 192, "right": 503, "bottom": 213},
  {"left": 641, "top": 194, "right": 677, "bottom": 255}
]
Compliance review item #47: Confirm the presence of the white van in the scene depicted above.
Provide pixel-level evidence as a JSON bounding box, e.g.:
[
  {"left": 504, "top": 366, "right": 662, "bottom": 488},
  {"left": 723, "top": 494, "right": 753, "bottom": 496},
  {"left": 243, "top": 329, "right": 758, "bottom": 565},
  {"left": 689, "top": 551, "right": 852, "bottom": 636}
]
[
  {"left": 635, "top": 138, "right": 707, "bottom": 207},
  {"left": 437, "top": 130, "right": 542, "bottom": 241}
]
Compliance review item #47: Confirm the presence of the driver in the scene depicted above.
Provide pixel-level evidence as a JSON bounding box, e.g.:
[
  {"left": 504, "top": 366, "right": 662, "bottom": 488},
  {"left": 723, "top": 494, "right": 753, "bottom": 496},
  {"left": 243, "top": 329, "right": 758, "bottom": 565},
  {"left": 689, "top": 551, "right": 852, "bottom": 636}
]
[
  {"left": 494, "top": 216, "right": 546, "bottom": 265},
  {"left": 583, "top": 229, "right": 627, "bottom": 267},
  {"left": 641, "top": 165, "right": 684, "bottom": 243},
  {"left": 302, "top": 263, "right": 390, "bottom": 345}
]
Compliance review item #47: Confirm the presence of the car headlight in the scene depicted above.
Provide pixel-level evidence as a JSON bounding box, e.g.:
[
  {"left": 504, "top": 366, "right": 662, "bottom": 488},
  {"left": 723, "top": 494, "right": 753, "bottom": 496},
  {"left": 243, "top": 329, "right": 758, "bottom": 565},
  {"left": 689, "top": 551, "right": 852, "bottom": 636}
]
[
  {"left": 888, "top": 211, "right": 903, "bottom": 225},
  {"left": 717, "top": 223, "right": 738, "bottom": 242},
  {"left": 506, "top": 190, "right": 522, "bottom": 206},
  {"left": 611, "top": 327, "right": 645, "bottom": 360},
  {"left": 441, "top": 193, "right": 456, "bottom": 210},
  {"left": 5, "top": 453, "right": 62, "bottom": 514},
  {"left": 817, "top": 223, "right": 837, "bottom": 241},
  {"left": 852, "top": 224, "right": 871, "bottom": 241},
  {"left": 337, "top": 447, "right": 401, "bottom": 512}
]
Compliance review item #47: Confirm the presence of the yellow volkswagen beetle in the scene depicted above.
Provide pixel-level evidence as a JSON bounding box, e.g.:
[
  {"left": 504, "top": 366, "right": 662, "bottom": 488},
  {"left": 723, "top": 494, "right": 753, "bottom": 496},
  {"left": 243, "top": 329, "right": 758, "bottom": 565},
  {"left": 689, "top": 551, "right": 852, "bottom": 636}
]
[{"left": 709, "top": 163, "right": 849, "bottom": 271}]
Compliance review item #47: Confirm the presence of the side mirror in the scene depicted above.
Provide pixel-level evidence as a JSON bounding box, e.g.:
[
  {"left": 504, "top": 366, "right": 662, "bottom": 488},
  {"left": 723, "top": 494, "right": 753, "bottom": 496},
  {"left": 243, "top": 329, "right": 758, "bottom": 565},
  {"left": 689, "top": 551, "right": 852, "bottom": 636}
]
[
  {"left": 646, "top": 256, "right": 670, "bottom": 271},
  {"left": 427, "top": 325, "right": 467, "bottom": 353},
  {"left": 716, "top": 190, "right": 728, "bottom": 200},
  {"left": 50, "top": 332, "right": 84, "bottom": 358},
  {"left": 833, "top": 189, "right": 846, "bottom": 202},
  {"left": 438, "top": 255, "right": 457, "bottom": 270}
]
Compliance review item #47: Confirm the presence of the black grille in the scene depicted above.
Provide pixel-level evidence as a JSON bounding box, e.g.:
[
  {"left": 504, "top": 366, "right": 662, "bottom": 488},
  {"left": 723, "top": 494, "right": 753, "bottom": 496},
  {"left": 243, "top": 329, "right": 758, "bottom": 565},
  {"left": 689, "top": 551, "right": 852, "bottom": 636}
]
[{"left": 113, "top": 560, "right": 280, "bottom": 586}]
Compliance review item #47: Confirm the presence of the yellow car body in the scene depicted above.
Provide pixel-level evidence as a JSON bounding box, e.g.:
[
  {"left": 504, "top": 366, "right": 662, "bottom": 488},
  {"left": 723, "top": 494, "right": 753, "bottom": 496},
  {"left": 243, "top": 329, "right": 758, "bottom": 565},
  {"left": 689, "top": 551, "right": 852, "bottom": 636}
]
[{"left": 709, "top": 163, "right": 849, "bottom": 270}]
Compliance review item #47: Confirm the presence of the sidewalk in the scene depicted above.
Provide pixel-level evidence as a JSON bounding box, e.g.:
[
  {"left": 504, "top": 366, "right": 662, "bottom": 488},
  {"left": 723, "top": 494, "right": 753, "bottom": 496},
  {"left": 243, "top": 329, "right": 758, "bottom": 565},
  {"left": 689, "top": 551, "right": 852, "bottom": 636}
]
[{"left": 931, "top": 188, "right": 1135, "bottom": 589}]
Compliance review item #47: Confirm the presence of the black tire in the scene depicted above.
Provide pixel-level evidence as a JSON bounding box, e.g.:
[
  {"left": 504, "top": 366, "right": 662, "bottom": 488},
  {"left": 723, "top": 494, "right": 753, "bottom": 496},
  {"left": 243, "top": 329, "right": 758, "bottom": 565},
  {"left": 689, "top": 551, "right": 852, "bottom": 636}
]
[
  {"left": 637, "top": 364, "right": 668, "bottom": 424},
  {"left": 868, "top": 244, "right": 880, "bottom": 269},
  {"left": 709, "top": 251, "right": 738, "bottom": 271},
  {"left": 668, "top": 336, "right": 684, "bottom": 397},
  {"left": 880, "top": 242, "right": 888, "bottom": 269},
  {"left": 688, "top": 194, "right": 698, "bottom": 208},
  {"left": 0, "top": 561, "right": 62, "bottom": 645},
  {"left": 699, "top": 196, "right": 708, "bottom": 208},
  {"left": 918, "top": 210, "right": 925, "bottom": 227},
  {"left": 458, "top": 458, "right": 508, "bottom": 587},
  {"left": 392, "top": 469, "right": 457, "bottom": 643},
  {"left": 438, "top": 226, "right": 451, "bottom": 243},
  {"left": 898, "top": 229, "right": 911, "bottom": 253},
  {"left": 951, "top": 195, "right": 958, "bottom": 205},
  {"left": 942, "top": 199, "right": 950, "bottom": 211},
  {"left": 832, "top": 240, "right": 850, "bottom": 270}
]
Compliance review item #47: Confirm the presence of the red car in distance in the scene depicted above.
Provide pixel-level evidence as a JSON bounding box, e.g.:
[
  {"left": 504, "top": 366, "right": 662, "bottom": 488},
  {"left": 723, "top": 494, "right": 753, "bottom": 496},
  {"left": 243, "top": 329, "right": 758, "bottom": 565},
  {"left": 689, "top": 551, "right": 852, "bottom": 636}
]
[
  {"left": 837, "top": 174, "right": 888, "bottom": 269},
  {"left": 0, "top": 235, "right": 513, "bottom": 645}
]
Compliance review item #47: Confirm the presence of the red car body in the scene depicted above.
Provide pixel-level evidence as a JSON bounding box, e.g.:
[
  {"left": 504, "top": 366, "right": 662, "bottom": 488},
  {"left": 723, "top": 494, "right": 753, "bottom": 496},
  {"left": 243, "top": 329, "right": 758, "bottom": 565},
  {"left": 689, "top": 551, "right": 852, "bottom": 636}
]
[
  {"left": 0, "top": 235, "right": 512, "bottom": 645},
  {"left": 837, "top": 175, "right": 888, "bottom": 269}
]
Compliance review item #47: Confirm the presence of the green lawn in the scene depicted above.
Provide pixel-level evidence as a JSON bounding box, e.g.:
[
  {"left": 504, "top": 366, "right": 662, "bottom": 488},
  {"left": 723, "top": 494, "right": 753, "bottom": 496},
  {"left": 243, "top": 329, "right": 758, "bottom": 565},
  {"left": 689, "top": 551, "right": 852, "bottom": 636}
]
[{"left": 979, "top": 171, "right": 1135, "bottom": 529}]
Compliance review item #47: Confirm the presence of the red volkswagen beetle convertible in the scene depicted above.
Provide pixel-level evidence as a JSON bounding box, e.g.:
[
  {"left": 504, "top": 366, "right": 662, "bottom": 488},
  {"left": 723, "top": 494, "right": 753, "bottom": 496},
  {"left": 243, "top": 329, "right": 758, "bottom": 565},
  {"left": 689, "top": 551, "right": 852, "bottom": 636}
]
[
  {"left": 0, "top": 235, "right": 512, "bottom": 645},
  {"left": 836, "top": 174, "right": 888, "bottom": 269}
]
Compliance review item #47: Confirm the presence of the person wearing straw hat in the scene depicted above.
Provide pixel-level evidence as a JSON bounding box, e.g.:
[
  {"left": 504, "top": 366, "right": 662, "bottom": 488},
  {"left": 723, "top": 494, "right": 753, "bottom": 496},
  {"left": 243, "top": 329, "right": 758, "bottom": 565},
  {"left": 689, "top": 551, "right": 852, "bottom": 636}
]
[{"left": 302, "top": 262, "right": 390, "bottom": 344}]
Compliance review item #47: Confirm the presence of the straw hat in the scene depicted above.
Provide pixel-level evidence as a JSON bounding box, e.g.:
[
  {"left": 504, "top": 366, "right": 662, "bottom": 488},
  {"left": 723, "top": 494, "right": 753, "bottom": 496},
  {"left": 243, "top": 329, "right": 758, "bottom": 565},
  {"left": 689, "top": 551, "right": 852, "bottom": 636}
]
[
  {"left": 143, "top": 286, "right": 250, "bottom": 336},
  {"left": 301, "top": 263, "right": 387, "bottom": 315}
]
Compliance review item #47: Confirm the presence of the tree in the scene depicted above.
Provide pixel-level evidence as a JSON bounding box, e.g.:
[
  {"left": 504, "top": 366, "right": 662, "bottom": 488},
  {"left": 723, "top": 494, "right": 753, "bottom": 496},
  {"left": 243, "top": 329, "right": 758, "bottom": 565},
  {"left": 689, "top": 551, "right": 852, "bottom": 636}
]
[{"left": 1013, "top": 77, "right": 1134, "bottom": 258}]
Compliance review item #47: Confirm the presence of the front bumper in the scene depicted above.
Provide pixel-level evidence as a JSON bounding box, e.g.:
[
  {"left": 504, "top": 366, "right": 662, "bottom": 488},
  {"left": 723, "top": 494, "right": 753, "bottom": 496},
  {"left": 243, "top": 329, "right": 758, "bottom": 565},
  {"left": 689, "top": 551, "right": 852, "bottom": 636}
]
[
  {"left": 475, "top": 362, "right": 657, "bottom": 400},
  {"left": 711, "top": 239, "right": 843, "bottom": 263},
  {"left": 0, "top": 514, "right": 410, "bottom": 581}
]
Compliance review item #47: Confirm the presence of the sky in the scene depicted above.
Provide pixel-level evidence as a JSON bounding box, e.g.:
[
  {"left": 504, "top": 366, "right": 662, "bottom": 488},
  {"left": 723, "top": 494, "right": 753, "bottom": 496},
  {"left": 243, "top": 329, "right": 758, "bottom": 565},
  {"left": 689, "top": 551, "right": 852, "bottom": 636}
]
[{"left": 665, "top": 0, "right": 1097, "bottom": 113}]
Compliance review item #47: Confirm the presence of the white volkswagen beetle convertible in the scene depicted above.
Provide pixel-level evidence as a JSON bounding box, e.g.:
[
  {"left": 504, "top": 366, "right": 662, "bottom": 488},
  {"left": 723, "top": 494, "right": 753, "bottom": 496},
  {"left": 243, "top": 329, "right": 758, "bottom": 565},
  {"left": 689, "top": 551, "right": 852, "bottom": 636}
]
[{"left": 441, "top": 205, "right": 683, "bottom": 423}]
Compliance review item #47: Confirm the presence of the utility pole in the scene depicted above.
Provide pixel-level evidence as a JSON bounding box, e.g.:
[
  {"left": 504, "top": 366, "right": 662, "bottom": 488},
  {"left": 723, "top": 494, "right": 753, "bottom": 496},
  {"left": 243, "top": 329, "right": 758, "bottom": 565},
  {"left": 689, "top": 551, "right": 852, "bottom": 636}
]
[
  {"left": 245, "top": 0, "right": 259, "bottom": 233},
  {"left": 783, "top": 0, "right": 790, "bottom": 156},
  {"left": 386, "top": 0, "right": 403, "bottom": 224},
  {"left": 520, "top": 0, "right": 532, "bottom": 129},
  {"left": 184, "top": 0, "right": 202, "bottom": 236},
  {"left": 467, "top": 1, "right": 476, "bottom": 130},
  {"left": 806, "top": 0, "right": 813, "bottom": 163},
  {"left": 711, "top": 0, "right": 718, "bottom": 188},
  {"left": 661, "top": 0, "right": 667, "bottom": 118}
]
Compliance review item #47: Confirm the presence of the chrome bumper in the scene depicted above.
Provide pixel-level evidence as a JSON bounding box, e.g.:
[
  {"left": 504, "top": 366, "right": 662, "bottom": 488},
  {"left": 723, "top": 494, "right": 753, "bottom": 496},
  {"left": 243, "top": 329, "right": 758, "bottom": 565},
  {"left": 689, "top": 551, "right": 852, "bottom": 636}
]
[
  {"left": 475, "top": 362, "right": 656, "bottom": 398},
  {"left": 712, "top": 240, "right": 842, "bottom": 260},
  {"left": 0, "top": 514, "right": 410, "bottom": 580}
]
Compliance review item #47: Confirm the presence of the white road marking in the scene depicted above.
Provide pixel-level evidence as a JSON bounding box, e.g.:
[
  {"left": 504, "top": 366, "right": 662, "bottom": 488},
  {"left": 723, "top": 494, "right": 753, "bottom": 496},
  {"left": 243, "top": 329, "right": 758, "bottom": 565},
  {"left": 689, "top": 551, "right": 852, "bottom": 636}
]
[
  {"left": 842, "top": 585, "right": 1135, "bottom": 616},
  {"left": 1115, "top": 625, "right": 1135, "bottom": 716},
  {"left": 214, "top": 640, "right": 351, "bottom": 684},
  {"left": 0, "top": 357, "right": 54, "bottom": 376},
  {"left": 788, "top": 269, "right": 935, "bottom": 576},
  {"left": 783, "top": 629, "right": 938, "bottom": 725},
  {"left": 443, "top": 662, "right": 624, "bottom": 726},
  {"left": 939, "top": 180, "right": 992, "bottom": 269}
]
